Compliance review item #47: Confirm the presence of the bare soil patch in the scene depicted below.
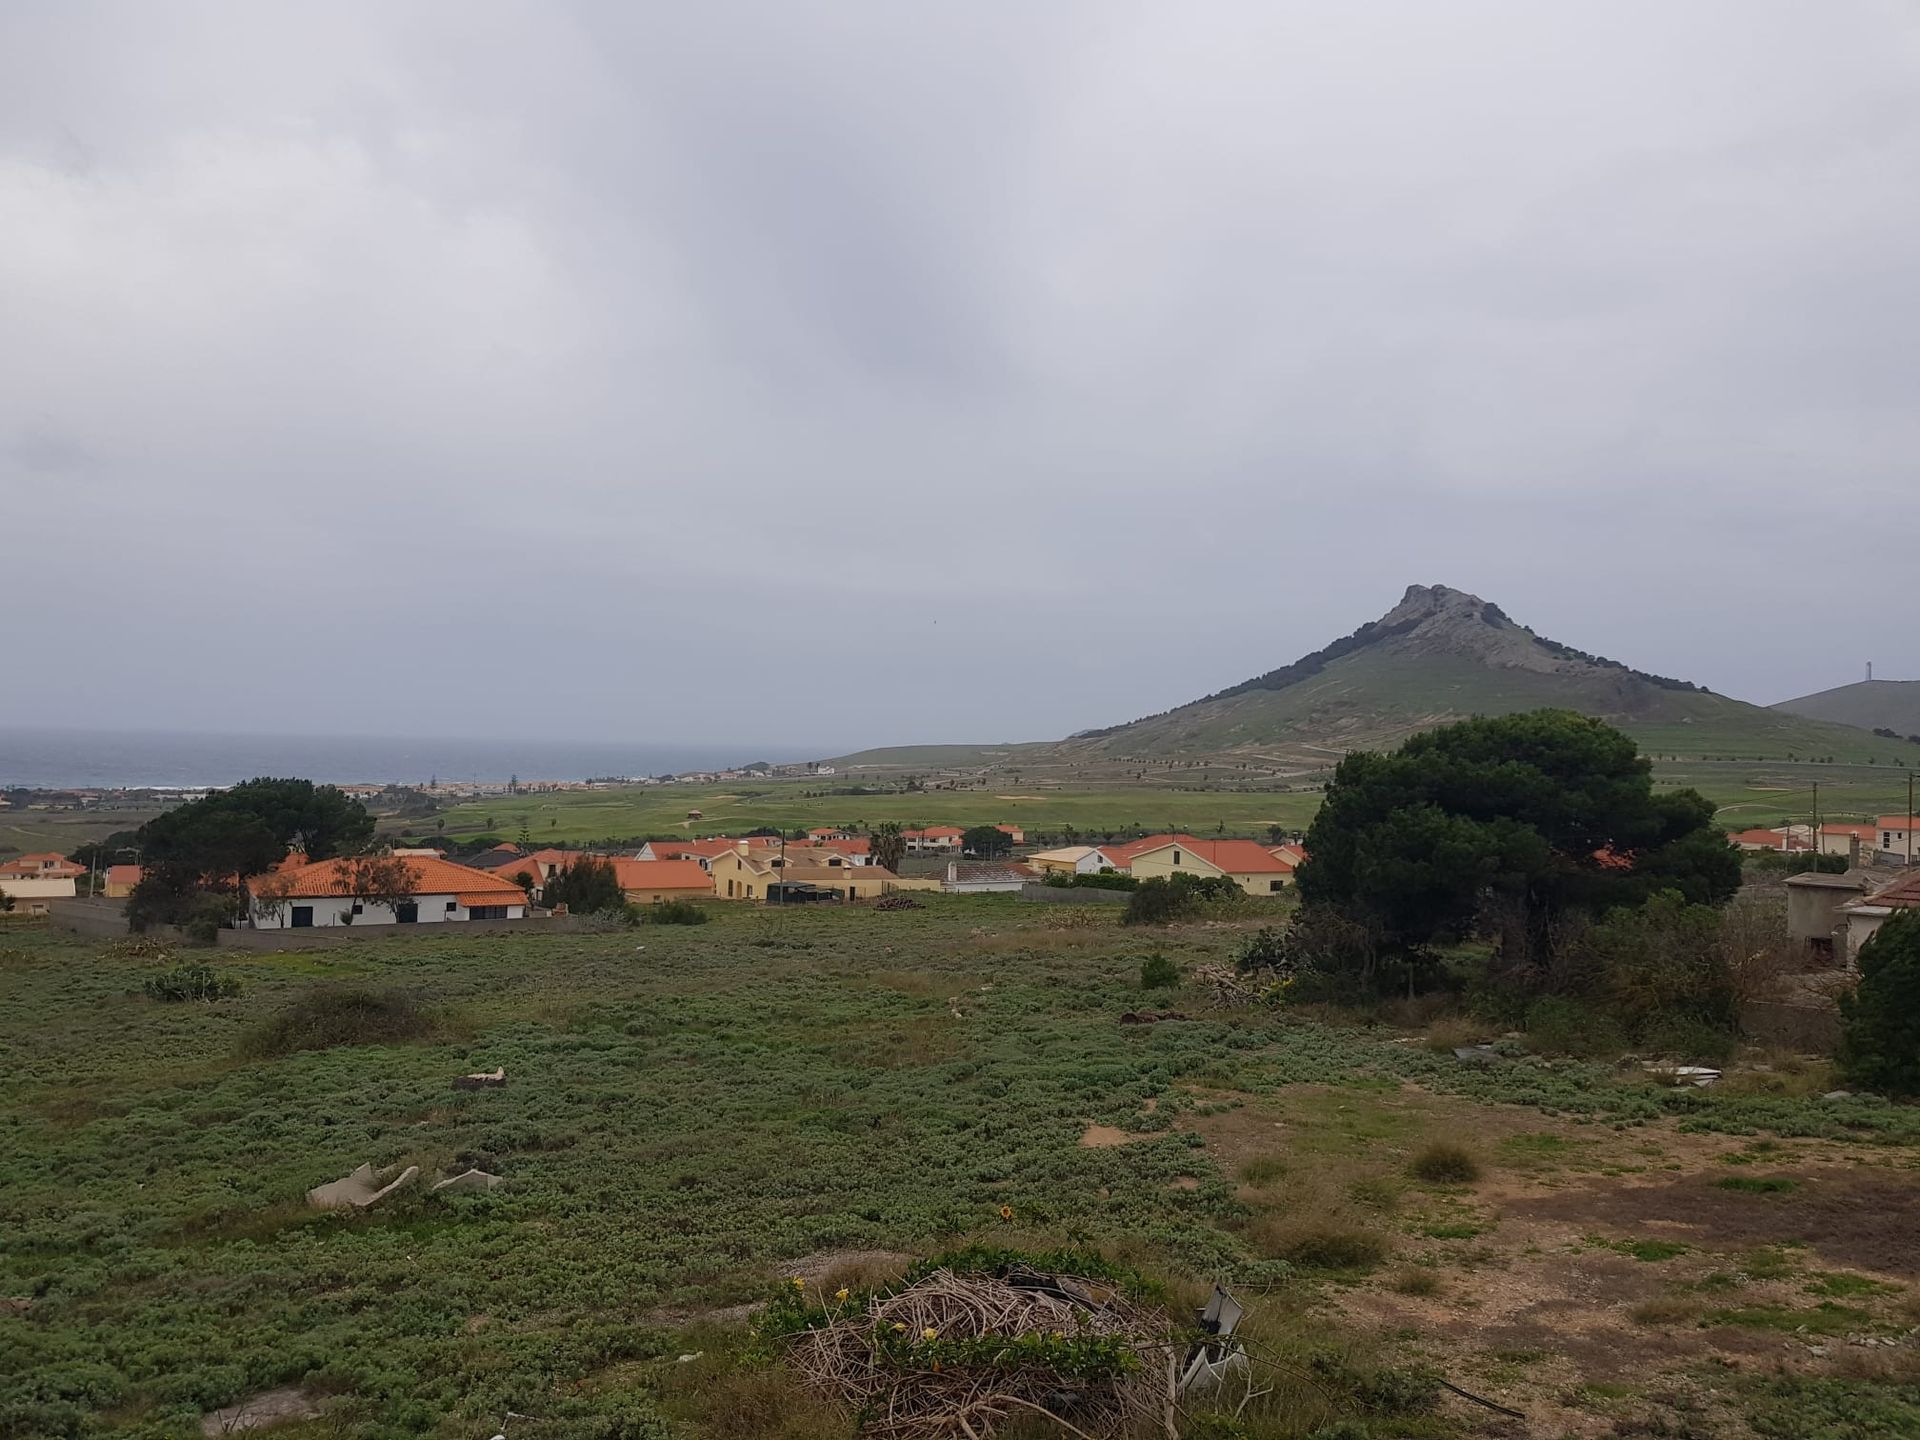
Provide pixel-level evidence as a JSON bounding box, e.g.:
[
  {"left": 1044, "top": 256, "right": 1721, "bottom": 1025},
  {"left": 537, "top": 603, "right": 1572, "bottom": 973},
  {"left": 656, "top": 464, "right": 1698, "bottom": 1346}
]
[{"left": 1079, "top": 1124, "right": 1143, "bottom": 1148}]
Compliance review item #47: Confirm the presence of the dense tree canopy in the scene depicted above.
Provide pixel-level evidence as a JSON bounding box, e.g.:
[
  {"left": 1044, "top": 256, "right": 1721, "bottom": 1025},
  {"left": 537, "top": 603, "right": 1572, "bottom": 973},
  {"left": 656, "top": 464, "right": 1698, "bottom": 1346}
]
[
  {"left": 1839, "top": 912, "right": 1920, "bottom": 1097},
  {"left": 961, "top": 825, "right": 1012, "bottom": 858},
  {"left": 129, "top": 778, "right": 376, "bottom": 930},
  {"left": 1296, "top": 710, "right": 1740, "bottom": 951},
  {"left": 542, "top": 856, "right": 625, "bottom": 915}
]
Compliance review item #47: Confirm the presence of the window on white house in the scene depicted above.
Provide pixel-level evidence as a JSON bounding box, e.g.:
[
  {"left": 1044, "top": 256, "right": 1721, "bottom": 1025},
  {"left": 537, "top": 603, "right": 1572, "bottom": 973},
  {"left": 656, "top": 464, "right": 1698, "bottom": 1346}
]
[
  {"left": 446, "top": 900, "right": 457, "bottom": 911},
  {"left": 351, "top": 902, "right": 363, "bottom": 915}
]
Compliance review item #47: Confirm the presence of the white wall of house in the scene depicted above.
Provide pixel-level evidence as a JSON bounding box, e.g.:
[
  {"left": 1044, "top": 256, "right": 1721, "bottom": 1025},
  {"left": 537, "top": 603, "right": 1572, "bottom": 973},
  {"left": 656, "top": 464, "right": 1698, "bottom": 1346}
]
[
  {"left": 0, "top": 876, "right": 76, "bottom": 915},
  {"left": 251, "top": 892, "right": 526, "bottom": 928},
  {"left": 1879, "top": 825, "right": 1916, "bottom": 863}
]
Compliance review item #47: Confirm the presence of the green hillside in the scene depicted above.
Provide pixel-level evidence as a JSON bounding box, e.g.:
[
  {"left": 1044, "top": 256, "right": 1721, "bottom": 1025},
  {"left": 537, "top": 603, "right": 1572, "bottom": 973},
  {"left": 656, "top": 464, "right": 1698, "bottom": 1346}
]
[
  {"left": 831, "top": 584, "right": 1911, "bottom": 772},
  {"left": 1773, "top": 679, "right": 1920, "bottom": 737}
]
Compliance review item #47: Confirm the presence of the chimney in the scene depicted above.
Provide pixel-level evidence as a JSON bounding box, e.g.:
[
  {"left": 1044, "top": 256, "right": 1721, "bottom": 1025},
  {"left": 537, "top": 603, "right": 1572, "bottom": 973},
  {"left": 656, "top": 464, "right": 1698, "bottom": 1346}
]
[
  {"left": 946, "top": 861, "right": 957, "bottom": 885},
  {"left": 737, "top": 840, "right": 749, "bottom": 855},
  {"left": 1850, "top": 835, "right": 1861, "bottom": 868}
]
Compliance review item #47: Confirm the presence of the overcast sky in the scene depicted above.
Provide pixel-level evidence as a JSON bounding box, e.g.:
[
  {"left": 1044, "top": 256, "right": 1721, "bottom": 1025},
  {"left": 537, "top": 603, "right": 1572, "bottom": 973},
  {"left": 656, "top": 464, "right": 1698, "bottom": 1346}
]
[{"left": 4, "top": 2, "right": 1917, "bottom": 752}]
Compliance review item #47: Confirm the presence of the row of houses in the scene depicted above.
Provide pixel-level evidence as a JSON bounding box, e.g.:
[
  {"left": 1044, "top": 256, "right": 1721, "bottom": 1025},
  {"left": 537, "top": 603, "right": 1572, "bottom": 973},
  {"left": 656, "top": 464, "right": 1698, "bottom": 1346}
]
[
  {"left": 1027, "top": 835, "right": 1305, "bottom": 893},
  {"left": 1728, "top": 817, "right": 1919, "bottom": 861}
]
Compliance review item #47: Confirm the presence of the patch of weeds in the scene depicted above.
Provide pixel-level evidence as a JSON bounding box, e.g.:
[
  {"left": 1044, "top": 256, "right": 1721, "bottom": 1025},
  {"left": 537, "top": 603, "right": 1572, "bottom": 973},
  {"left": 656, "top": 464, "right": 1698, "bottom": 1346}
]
[
  {"left": 142, "top": 963, "right": 240, "bottom": 1003},
  {"left": 1805, "top": 1272, "right": 1899, "bottom": 1299},
  {"left": 1718, "top": 1140, "right": 1781, "bottom": 1167},
  {"left": 1388, "top": 1267, "right": 1440, "bottom": 1297},
  {"left": 1630, "top": 1296, "right": 1703, "bottom": 1326},
  {"left": 1745, "top": 1375, "right": 1920, "bottom": 1440},
  {"left": 1591, "top": 1236, "right": 1690, "bottom": 1263},
  {"left": 1237, "top": 1157, "right": 1287, "bottom": 1186},
  {"left": 1251, "top": 1218, "right": 1389, "bottom": 1272},
  {"left": 1743, "top": 1247, "right": 1799, "bottom": 1280},
  {"left": 1714, "top": 1175, "right": 1798, "bottom": 1195},
  {"left": 1417, "top": 1221, "right": 1485, "bottom": 1240},
  {"left": 1346, "top": 1176, "right": 1401, "bottom": 1212},
  {"left": 1407, "top": 1140, "right": 1481, "bottom": 1185},
  {"left": 1702, "top": 1302, "right": 1874, "bottom": 1336}
]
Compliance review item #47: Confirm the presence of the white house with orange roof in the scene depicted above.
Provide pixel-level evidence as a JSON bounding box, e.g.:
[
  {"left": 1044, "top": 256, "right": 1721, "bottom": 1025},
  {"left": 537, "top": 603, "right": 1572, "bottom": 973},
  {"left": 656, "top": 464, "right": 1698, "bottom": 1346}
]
[
  {"left": 902, "top": 825, "right": 964, "bottom": 854},
  {"left": 248, "top": 855, "right": 528, "bottom": 928},
  {"left": 1877, "top": 815, "right": 1918, "bottom": 865}
]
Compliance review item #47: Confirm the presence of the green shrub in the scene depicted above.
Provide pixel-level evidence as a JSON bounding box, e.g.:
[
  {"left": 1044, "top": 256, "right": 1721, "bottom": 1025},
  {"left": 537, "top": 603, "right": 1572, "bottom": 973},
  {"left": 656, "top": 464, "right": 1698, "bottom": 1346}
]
[
  {"left": 1139, "top": 954, "right": 1181, "bottom": 989},
  {"left": 1838, "top": 912, "right": 1920, "bottom": 1097},
  {"left": 1121, "top": 873, "right": 1236, "bottom": 926},
  {"left": 142, "top": 964, "right": 240, "bottom": 1003},
  {"left": 1233, "top": 925, "right": 1289, "bottom": 975},
  {"left": 645, "top": 899, "right": 709, "bottom": 926},
  {"left": 1407, "top": 1141, "right": 1481, "bottom": 1184},
  {"left": 1524, "top": 996, "right": 1628, "bottom": 1058},
  {"left": 243, "top": 987, "right": 433, "bottom": 1056},
  {"left": 1057, "top": 871, "right": 1138, "bottom": 891}
]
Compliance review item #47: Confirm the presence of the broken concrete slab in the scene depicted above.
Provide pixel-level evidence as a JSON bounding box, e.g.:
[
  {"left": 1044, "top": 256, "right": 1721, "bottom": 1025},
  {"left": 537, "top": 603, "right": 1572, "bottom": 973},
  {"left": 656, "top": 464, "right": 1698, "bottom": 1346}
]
[
  {"left": 1453, "top": 1044, "right": 1498, "bottom": 1064},
  {"left": 431, "top": 1167, "right": 503, "bottom": 1196},
  {"left": 453, "top": 1067, "right": 507, "bottom": 1091},
  {"left": 307, "top": 1162, "right": 419, "bottom": 1210}
]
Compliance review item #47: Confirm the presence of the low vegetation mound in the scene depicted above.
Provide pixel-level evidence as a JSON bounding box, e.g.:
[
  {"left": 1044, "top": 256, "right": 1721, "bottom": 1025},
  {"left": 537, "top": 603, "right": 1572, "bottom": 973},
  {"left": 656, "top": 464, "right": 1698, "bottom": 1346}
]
[
  {"left": 243, "top": 986, "right": 433, "bottom": 1057},
  {"left": 1408, "top": 1141, "right": 1481, "bottom": 1185},
  {"left": 142, "top": 963, "right": 240, "bottom": 1003},
  {"left": 643, "top": 898, "right": 709, "bottom": 925}
]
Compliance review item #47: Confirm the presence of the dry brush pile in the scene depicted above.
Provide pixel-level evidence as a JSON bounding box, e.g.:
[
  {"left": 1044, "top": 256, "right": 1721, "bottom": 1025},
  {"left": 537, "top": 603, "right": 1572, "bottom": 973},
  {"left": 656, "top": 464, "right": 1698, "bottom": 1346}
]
[{"left": 766, "top": 1262, "right": 1180, "bottom": 1439}]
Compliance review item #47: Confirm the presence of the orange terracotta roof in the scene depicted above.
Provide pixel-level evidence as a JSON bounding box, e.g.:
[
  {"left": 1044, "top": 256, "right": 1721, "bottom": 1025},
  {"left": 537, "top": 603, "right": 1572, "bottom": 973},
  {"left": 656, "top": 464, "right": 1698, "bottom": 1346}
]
[
  {"left": 817, "top": 837, "right": 871, "bottom": 855},
  {"left": 457, "top": 893, "right": 524, "bottom": 908},
  {"left": 106, "top": 864, "right": 142, "bottom": 884},
  {"left": 1151, "top": 838, "right": 1296, "bottom": 874},
  {"left": 1821, "top": 824, "right": 1880, "bottom": 837},
  {"left": 1104, "top": 834, "right": 1204, "bottom": 867},
  {"left": 0, "top": 853, "right": 86, "bottom": 879},
  {"left": 1875, "top": 816, "right": 1920, "bottom": 829},
  {"left": 261, "top": 855, "right": 527, "bottom": 901},
  {"left": 608, "top": 859, "right": 712, "bottom": 892}
]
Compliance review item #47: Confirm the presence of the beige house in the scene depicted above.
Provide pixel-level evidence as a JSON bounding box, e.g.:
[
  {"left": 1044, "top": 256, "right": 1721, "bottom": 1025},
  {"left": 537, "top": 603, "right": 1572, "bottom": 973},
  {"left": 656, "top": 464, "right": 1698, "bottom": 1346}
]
[
  {"left": 1025, "top": 845, "right": 1120, "bottom": 877},
  {"left": 1128, "top": 838, "right": 1297, "bottom": 896},
  {"left": 0, "top": 876, "right": 76, "bottom": 915},
  {"left": 1877, "top": 815, "right": 1919, "bottom": 865}
]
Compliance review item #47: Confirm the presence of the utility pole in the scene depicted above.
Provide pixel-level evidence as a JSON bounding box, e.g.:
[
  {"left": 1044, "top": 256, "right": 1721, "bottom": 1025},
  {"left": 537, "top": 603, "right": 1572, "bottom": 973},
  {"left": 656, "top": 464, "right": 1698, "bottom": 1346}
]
[
  {"left": 1811, "top": 781, "right": 1819, "bottom": 864},
  {"left": 1910, "top": 771, "right": 1915, "bottom": 869}
]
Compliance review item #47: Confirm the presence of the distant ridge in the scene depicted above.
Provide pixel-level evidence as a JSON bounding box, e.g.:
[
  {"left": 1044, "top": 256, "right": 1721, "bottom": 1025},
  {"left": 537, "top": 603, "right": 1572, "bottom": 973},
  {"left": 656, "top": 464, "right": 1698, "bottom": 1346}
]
[{"left": 1773, "top": 679, "right": 1920, "bottom": 737}]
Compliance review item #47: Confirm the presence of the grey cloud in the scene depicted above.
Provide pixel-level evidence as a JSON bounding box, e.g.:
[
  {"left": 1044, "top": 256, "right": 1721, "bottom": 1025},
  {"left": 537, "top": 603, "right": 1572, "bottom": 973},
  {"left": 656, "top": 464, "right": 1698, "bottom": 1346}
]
[{"left": 2, "top": 1, "right": 1917, "bottom": 751}]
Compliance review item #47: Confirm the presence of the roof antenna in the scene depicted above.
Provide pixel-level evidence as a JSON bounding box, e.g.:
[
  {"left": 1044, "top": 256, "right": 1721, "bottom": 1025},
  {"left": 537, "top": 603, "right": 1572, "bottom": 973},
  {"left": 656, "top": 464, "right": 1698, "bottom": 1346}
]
[{"left": 1868, "top": 660, "right": 1874, "bottom": 682}]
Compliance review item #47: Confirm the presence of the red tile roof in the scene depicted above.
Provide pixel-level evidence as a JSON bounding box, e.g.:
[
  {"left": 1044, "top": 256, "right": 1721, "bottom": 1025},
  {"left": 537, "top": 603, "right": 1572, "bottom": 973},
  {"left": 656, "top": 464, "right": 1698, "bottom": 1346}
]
[
  {"left": 817, "top": 837, "right": 871, "bottom": 856},
  {"left": 1104, "top": 834, "right": 1205, "bottom": 868},
  {"left": 608, "top": 859, "right": 712, "bottom": 893},
  {"left": 1156, "top": 838, "right": 1296, "bottom": 874},
  {"left": 0, "top": 853, "right": 86, "bottom": 880},
  {"left": 106, "top": 864, "right": 142, "bottom": 885},
  {"left": 1875, "top": 816, "right": 1920, "bottom": 830},
  {"left": 1858, "top": 870, "right": 1920, "bottom": 911},
  {"left": 261, "top": 855, "right": 527, "bottom": 902},
  {"left": 1822, "top": 823, "right": 1880, "bottom": 837}
]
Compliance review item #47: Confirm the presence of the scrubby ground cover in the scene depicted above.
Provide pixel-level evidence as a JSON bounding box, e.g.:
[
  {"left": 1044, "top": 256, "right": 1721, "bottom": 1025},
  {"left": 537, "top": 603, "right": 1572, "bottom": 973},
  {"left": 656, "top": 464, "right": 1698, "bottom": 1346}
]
[{"left": 2, "top": 904, "right": 1917, "bottom": 1439}]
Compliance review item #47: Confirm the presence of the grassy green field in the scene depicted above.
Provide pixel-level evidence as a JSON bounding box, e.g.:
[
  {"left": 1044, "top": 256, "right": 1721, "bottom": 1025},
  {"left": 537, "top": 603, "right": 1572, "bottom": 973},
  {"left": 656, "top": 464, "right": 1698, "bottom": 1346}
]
[
  {"left": 417, "top": 757, "right": 1920, "bottom": 849},
  {"left": 421, "top": 784, "right": 1328, "bottom": 847},
  {"left": 4, "top": 903, "right": 1918, "bottom": 1439}
]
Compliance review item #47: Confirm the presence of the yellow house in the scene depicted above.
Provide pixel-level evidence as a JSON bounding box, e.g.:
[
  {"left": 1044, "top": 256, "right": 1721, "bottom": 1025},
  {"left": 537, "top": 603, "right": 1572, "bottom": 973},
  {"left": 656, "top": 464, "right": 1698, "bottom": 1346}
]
[
  {"left": 708, "top": 846, "right": 917, "bottom": 901},
  {"left": 104, "top": 864, "right": 143, "bottom": 898},
  {"left": 1026, "top": 845, "right": 1119, "bottom": 877},
  {"left": 1127, "top": 838, "right": 1296, "bottom": 896}
]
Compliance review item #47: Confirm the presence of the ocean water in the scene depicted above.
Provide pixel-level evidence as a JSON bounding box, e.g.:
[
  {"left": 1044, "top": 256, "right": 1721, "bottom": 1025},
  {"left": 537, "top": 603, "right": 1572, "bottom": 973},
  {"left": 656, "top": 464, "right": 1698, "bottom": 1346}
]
[{"left": 0, "top": 727, "right": 812, "bottom": 790}]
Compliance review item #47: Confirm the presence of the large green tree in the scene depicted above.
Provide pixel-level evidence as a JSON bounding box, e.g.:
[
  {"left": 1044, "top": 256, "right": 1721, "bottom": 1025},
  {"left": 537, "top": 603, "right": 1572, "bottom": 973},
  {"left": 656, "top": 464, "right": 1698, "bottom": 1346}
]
[
  {"left": 961, "top": 825, "right": 1012, "bottom": 859},
  {"left": 128, "top": 778, "right": 376, "bottom": 929},
  {"left": 1296, "top": 710, "right": 1739, "bottom": 953},
  {"left": 1838, "top": 912, "right": 1920, "bottom": 1097}
]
